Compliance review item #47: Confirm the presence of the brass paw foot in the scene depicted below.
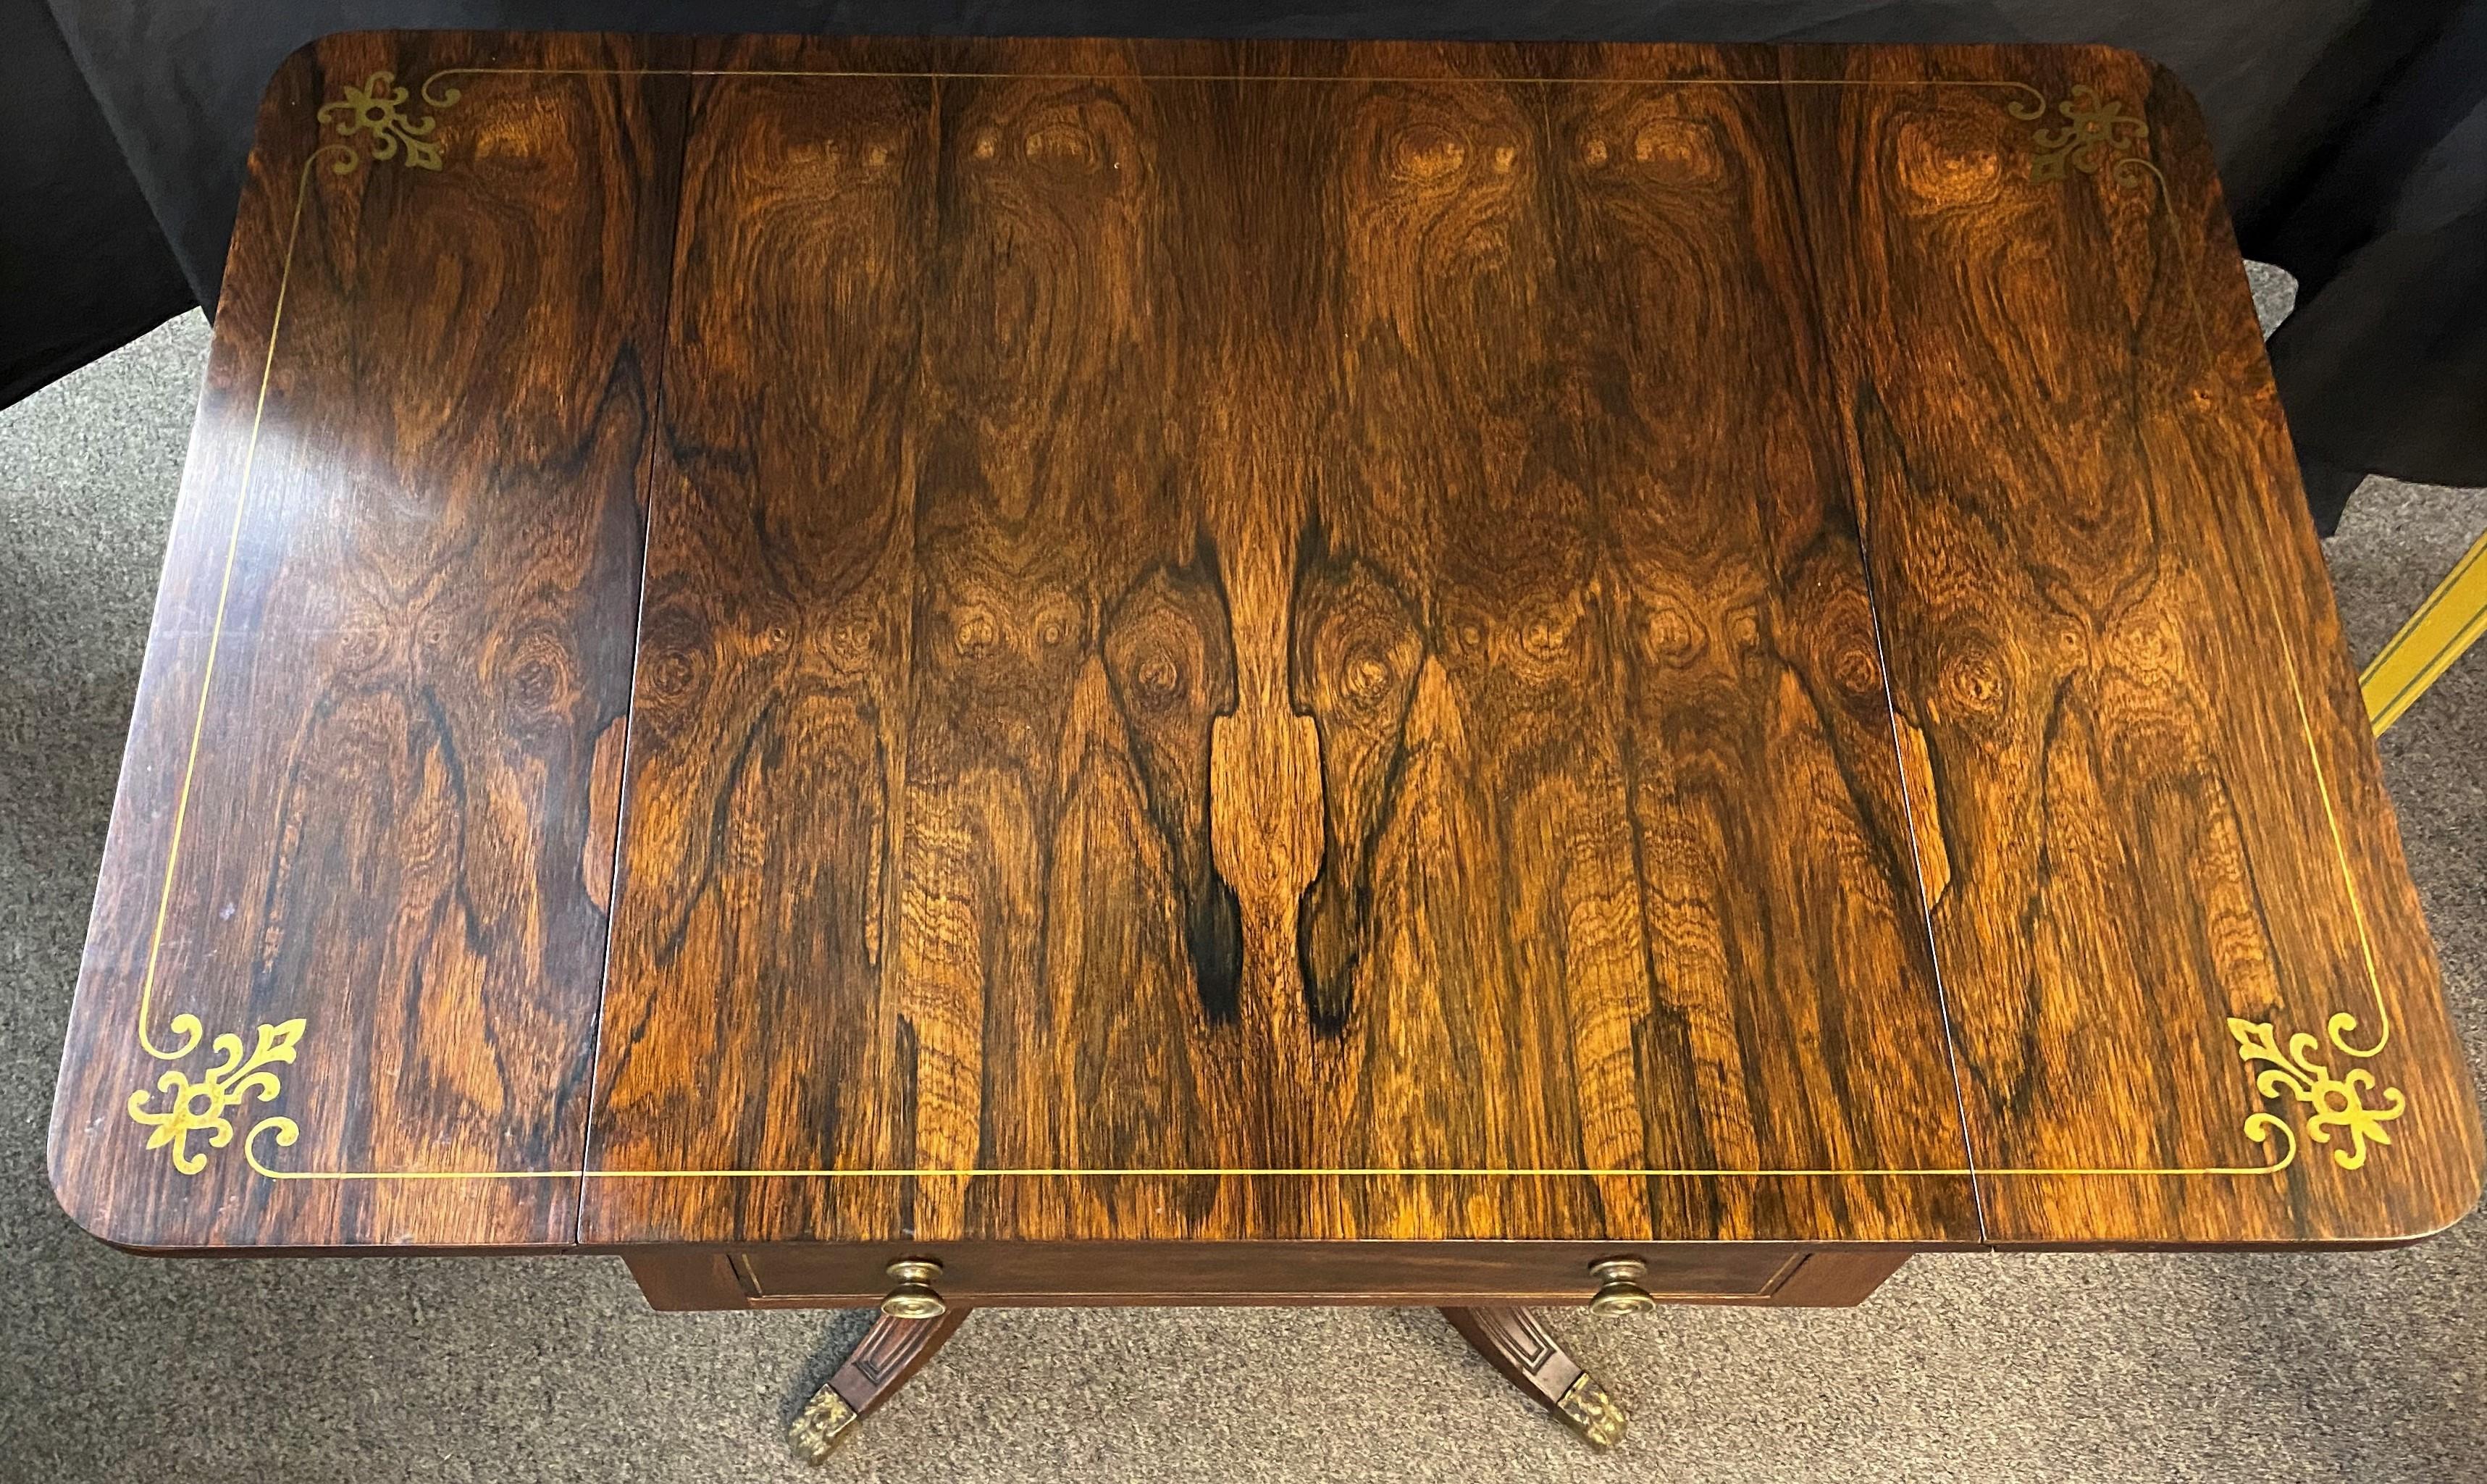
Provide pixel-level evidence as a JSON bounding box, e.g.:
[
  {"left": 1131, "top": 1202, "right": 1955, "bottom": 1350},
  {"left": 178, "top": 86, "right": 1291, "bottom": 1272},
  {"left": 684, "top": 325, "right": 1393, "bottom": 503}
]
[
  {"left": 1441, "top": 1306, "right": 1632, "bottom": 1451},
  {"left": 1556, "top": 1372, "right": 1628, "bottom": 1449},
  {"left": 783, "top": 1305, "right": 968, "bottom": 1466},
  {"left": 787, "top": 1388, "right": 859, "bottom": 1465}
]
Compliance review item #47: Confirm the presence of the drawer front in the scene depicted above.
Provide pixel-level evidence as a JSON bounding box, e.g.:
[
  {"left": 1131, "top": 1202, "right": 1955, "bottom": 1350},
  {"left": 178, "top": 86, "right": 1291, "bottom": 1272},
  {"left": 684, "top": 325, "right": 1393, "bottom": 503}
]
[{"left": 726, "top": 1241, "right": 1806, "bottom": 1307}]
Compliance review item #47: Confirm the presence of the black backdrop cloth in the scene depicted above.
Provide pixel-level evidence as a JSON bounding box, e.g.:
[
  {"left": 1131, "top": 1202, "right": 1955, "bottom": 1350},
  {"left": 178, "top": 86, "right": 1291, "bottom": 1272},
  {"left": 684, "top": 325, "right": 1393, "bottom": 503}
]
[{"left": 20, "top": 1, "right": 2487, "bottom": 527}]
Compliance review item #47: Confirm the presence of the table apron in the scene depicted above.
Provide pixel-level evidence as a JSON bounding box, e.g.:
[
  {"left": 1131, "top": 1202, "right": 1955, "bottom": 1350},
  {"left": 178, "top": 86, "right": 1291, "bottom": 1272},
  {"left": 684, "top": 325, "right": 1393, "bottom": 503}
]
[{"left": 620, "top": 1242, "right": 1915, "bottom": 1311}]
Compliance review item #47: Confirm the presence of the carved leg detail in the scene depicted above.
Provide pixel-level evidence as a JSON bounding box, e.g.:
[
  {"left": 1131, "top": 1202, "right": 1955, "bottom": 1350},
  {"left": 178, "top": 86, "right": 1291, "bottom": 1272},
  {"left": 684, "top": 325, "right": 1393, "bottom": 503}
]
[
  {"left": 1440, "top": 1307, "right": 1627, "bottom": 1449},
  {"left": 788, "top": 1309, "right": 970, "bottom": 1465}
]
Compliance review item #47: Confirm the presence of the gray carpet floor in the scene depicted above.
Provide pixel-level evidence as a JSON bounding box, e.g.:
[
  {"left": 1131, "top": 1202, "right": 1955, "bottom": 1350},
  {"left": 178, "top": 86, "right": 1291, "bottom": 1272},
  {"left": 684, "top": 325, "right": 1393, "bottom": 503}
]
[{"left": 4, "top": 281, "right": 2483, "bottom": 1483}]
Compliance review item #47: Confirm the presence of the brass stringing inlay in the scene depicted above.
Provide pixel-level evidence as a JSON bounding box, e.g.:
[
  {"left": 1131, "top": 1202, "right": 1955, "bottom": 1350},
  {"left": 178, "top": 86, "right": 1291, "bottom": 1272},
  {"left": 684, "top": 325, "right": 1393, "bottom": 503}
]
[
  {"left": 2010, "top": 83, "right": 2150, "bottom": 183},
  {"left": 315, "top": 70, "right": 460, "bottom": 172},
  {"left": 127, "top": 64, "right": 2410, "bottom": 1192}
]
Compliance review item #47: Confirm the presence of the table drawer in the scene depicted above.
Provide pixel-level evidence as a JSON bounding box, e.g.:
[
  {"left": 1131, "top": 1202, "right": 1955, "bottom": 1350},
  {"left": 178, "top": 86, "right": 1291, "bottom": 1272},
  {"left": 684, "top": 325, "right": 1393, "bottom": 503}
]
[{"left": 622, "top": 1242, "right": 1908, "bottom": 1310}]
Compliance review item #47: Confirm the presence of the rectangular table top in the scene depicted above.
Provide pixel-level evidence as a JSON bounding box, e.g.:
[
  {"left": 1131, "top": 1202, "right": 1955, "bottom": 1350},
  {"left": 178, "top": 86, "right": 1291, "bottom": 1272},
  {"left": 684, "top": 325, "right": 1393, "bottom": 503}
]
[{"left": 50, "top": 32, "right": 2482, "bottom": 1254}]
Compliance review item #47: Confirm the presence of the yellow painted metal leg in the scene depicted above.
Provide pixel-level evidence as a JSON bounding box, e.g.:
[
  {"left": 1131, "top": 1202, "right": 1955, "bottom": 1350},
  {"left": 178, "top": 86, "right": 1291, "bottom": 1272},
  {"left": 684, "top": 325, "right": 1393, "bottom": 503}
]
[{"left": 2362, "top": 525, "right": 2487, "bottom": 735}]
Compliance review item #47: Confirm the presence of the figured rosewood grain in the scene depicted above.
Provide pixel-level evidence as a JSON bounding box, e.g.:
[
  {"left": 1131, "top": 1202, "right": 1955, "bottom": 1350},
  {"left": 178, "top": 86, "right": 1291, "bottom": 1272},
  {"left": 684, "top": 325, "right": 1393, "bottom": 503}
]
[
  {"left": 1520, "top": 52, "right": 1971, "bottom": 1243},
  {"left": 53, "top": 33, "right": 2480, "bottom": 1262},
  {"left": 584, "top": 40, "right": 1980, "bottom": 1248},
  {"left": 584, "top": 61, "right": 934, "bottom": 1246},
  {"left": 48, "top": 32, "right": 686, "bottom": 1248},
  {"left": 1782, "top": 45, "right": 2484, "bottom": 1244}
]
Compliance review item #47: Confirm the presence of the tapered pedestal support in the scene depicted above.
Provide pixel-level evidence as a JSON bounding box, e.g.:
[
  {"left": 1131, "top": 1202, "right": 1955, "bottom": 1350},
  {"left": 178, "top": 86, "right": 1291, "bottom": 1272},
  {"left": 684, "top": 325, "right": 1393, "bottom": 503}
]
[
  {"left": 788, "top": 1309, "right": 970, "bottom": 1464},
  {"left": 1440, "top": 1307, "right": 1627, "bottom": 1449}
]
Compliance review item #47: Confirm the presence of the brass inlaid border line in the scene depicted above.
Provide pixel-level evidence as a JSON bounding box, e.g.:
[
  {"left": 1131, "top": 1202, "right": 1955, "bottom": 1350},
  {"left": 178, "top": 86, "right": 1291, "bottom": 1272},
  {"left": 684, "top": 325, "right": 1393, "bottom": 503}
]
[
  {"left": 133, "top": 146, "right": 349, "bottom": 1062},
  {"left": 245, "top": 1119, "right": 2299, "bottom": 1181},
  {"left": 127, "top": 64, "right": 2394, "bottom": 1190},
  {"left": 2133, "top": 152, "right": 2400, "bottom": 1065},
  {"left": 409, "top": 67, "right": 2047, "bottom": 97}
]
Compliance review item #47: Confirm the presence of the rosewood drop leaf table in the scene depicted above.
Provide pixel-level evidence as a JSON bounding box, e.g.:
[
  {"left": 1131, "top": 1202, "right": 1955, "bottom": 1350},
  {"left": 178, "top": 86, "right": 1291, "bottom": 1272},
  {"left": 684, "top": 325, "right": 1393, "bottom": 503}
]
[{"left": 49, "top": 32, "right": 2484, "bottom": 1460}]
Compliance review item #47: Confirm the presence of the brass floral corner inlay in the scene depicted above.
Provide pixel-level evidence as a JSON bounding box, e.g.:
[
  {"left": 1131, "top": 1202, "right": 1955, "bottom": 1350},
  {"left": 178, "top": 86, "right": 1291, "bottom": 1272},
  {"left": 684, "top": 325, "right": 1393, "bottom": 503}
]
[
  {"left": 127, "top": 1018, "right": 306, "bottom": 1175},
  {"left": 2228, "top": 1015, "right": 2407, "bottom": 1170},
  {"left": 2008, "top": 84, "right": 2150, "bottom": 183},
  {"left": 316, "top": 71, "right": 454, "bottom": 172}
]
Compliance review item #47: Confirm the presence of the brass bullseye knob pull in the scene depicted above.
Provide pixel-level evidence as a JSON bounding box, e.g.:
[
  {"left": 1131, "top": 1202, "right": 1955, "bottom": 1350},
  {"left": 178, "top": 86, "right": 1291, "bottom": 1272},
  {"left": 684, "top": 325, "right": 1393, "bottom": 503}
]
[
  {"left": 1588, "top": 1257, "right": 1657, "bottom": 1317},
  {"left": 879, "top": 1258, "right": 947, "bottom": 1318}
]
